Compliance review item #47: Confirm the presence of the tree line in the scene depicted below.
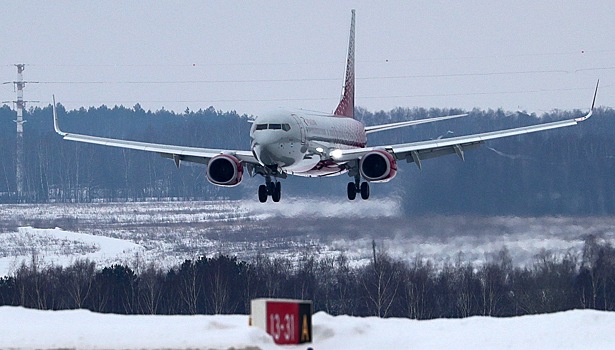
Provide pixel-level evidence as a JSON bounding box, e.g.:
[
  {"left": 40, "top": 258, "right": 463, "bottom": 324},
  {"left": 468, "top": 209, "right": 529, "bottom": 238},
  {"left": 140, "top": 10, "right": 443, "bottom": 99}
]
[
  {"left": 1, "top": 236, "right": 614, "bottom": 318},
  {"left": 1, "top": 104, "right": 614, "bottom": 215}
]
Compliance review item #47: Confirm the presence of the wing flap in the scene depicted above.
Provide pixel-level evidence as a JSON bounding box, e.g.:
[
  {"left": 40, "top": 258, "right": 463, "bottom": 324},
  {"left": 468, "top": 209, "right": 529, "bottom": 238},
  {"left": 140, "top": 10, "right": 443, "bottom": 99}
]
[
  {"left": 402, "top": 141, "right": 482, "bottom": 163},
  {"left": 335, "top": 110, "right": 590, "bottom": 163},
  {"left": 53, "top": 96, "right": 257, "bottom": 165},
  {"left": 392, "top": 117, "right": 580, "bottom": 155},
  {"left": 63, "top": 133, "right": 258, "bottom": 164},
  {"left": 340, "top": 80, "right": 599, "bottom": 163}
]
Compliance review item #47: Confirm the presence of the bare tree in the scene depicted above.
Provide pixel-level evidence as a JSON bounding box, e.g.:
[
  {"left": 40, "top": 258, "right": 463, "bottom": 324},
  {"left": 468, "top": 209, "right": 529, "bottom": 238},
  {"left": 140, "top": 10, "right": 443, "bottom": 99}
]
[
  {"left": 360, "top": 245, "right": 402, "bottom": 318},
  {"left": 138, "top": 263, "right": 164, "bottom": 314},
  {"left": 480, "top": 247, "right": 512, "bottom": 316},
  {"left": 177, "top": 260, "right": 202, "bottom": 314},
  {"left": 64, "top": 259, "right": 96, "bottom": 309}
]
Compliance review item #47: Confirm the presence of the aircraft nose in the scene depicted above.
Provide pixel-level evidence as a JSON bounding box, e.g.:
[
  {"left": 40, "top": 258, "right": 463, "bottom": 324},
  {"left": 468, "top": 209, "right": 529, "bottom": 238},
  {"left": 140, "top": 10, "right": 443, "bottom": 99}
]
[
  {"left": 252, "top": 128, "right": 283, "bottom": 144},
  {"left": 252, "top": 131, "right": 298, "bottom": 168},
  {"left": 253, "top": 143, "right": 276, "bottom": 165},
  {"left": 252, "top": 132, "right": 279, "bottom": 164}
]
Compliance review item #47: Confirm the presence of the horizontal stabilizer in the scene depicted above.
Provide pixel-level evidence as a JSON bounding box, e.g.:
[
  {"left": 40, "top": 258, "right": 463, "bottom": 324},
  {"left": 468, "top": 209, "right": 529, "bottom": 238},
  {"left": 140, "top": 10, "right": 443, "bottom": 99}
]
[{"left": 365, "top": 113, "right": 468, "bottom": 134}]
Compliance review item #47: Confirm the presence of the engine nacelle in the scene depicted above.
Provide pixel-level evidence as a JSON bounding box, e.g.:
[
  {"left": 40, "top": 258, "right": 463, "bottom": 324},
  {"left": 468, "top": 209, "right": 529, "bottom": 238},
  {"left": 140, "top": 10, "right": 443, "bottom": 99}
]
[
  {"left": 207, "top": 154, "right": 243, "bottom": 187},
  {"left": 359, "top": 150, "right": 397, "bottom": 183}
]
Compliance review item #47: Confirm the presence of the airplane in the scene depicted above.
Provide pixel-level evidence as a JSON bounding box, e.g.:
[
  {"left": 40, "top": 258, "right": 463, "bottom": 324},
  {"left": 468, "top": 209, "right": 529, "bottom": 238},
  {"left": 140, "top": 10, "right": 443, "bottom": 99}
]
[{"left": 52, "top": 10, "right": 599, "bottom": 203}]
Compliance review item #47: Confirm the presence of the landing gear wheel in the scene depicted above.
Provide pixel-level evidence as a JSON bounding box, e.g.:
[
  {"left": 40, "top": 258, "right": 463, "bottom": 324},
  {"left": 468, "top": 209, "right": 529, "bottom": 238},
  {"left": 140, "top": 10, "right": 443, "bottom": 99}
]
[
  {"left": 347, "top": 182, "right": 357, "bottom": 200},
  {"left": 360, "top": 182, "right": 370, "bottom": 200},
  {"left": 272, "top": 182, "right": 281, "bottom": 202},
  {"left": 258, "top": 185, "right": 268, "bottom": 203},
  {"left": 267, "top": 181, "right": 276, "bottom": 194}
]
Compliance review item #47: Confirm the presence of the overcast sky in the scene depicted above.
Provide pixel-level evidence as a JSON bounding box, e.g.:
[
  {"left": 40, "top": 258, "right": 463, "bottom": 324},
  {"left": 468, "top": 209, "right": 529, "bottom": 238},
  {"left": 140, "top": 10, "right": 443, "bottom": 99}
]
[{"left": 1, "top": 1, "right": 613, "bottom": 116}]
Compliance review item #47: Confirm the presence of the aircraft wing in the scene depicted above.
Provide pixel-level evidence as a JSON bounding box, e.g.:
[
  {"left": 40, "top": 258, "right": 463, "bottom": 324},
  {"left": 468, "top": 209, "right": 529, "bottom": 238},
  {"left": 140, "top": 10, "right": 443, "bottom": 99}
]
[
  {"left": 335, "top": 81, "right": 598, "bottom": 168},
  {"left": 52, "top": 97, "right": 258, "bottom": 166},
  {"left": 364, "top": 113, "right": 469, "bottom": 134}
]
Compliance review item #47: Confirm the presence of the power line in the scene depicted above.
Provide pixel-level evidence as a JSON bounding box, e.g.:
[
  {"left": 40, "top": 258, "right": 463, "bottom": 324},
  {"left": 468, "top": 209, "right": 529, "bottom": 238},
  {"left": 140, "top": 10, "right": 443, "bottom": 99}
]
[
  {"left": 40, "top": 85, "right": 601, "bottom": 105},
  {"left": 29, "top": 67, "right": 612, "bottom": 86},
  {"left": 5, "top": 48, "right": 615, "bottom": 68}
]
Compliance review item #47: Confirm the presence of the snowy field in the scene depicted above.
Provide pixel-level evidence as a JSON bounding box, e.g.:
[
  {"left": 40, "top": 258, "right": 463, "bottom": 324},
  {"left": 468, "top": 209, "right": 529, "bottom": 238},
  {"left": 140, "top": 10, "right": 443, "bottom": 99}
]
[
  {"left": 2, "top": 200, "right": 615, "bottom": 349},
  {"left": 1, "top": 199, "right": 615, "bottom": 275},
  {"left": 0, "top": 227, "right": 144, "bottom": 276},
  {"left": 1, "top": 306, "right": 615, "bottom": 349}
]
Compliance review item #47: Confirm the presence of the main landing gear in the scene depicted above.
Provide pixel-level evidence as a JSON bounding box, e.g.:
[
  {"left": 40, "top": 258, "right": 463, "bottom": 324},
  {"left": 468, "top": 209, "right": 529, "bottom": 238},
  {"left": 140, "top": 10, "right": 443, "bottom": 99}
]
[
  {"left": 347, "top": 178, "right": 369, "bottom": 200},
  {"left": 258, "top": 178, "right": 281, "bottom": 203}
]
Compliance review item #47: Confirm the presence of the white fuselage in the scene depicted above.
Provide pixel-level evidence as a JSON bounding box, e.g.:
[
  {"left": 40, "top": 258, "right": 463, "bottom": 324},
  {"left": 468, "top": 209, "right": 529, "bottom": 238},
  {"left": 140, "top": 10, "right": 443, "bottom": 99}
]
[{"left": 250, "top": 110, "right": 367, "bottom": 176}]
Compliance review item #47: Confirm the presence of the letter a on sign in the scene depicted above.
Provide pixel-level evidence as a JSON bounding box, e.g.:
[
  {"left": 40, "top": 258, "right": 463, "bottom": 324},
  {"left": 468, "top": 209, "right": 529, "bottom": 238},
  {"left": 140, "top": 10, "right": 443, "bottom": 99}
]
[{"left": 301, "top": 314, "right": 310, "bottom": 342}]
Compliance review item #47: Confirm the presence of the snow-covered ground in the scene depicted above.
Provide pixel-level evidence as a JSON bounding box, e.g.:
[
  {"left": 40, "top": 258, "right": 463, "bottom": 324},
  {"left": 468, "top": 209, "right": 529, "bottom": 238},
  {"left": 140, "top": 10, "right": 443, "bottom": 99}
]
[
  {"left": 1, "top": 306, "right": 614, "bottom": 349},
  {"left": 1, "top": 200, "right": 615, "bottom": 276},
  {"left": 2, "top": 201, "right": 615, "bottom": 348},
  {"left": 0, "top": 227, "right": 144, "bottom": 276}
]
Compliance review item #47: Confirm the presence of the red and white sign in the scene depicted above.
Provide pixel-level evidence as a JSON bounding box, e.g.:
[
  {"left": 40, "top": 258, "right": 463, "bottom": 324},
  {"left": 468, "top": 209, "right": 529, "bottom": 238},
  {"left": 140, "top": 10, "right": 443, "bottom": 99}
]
[{"left": 250, "top": 298, "right": 312, "bottom": 345}]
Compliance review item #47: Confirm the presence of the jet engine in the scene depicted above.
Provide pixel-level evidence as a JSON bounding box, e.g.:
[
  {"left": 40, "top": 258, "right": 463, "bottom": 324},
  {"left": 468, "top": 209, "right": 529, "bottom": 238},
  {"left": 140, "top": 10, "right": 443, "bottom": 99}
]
[
  {"left": 207, "top": 154, "right": 243, "bottom": 186},
  {"left": 359, "top": 150, "right": 397, "bottom": 182}
]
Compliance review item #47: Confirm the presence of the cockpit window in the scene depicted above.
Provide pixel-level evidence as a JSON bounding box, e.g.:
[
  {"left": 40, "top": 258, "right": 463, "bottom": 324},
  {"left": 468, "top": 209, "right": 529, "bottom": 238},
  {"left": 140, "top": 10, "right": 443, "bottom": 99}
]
[{"left": 254, "top": 123, "right": 291, "bottom": 131}]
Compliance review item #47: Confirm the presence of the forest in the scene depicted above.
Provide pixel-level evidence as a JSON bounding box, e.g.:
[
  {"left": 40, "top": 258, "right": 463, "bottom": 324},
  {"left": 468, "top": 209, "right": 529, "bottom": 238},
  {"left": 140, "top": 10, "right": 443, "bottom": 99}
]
[
  {"left": 1, "top": 236, "right": 614, "bottom": 318},
  {"left": 0, "top": 103, "right": 613, "bottom": 215}
]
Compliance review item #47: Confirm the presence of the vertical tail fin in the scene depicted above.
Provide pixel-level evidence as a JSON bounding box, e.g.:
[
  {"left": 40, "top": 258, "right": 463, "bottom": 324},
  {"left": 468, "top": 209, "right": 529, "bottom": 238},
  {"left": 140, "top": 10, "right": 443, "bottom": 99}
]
[{"left": 334, "top": 9, "right": 355, "bottom": 118}]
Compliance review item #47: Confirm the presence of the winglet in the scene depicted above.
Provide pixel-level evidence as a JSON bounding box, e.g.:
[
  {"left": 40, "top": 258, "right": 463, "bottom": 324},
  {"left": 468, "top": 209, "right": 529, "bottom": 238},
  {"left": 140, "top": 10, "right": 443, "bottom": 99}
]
[
  {"left": 575, "top": 79, "right": 599, "bottom": 122},
  {"left": 52, "top": 95, "right": 68, "bottom": 136}
]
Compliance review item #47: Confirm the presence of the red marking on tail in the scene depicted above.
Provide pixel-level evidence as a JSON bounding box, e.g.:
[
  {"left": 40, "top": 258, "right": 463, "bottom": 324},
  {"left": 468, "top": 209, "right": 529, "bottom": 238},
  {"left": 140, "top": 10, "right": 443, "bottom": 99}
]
[{"left": 334, "top": 10, "right": 355, "bottom": 119}]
